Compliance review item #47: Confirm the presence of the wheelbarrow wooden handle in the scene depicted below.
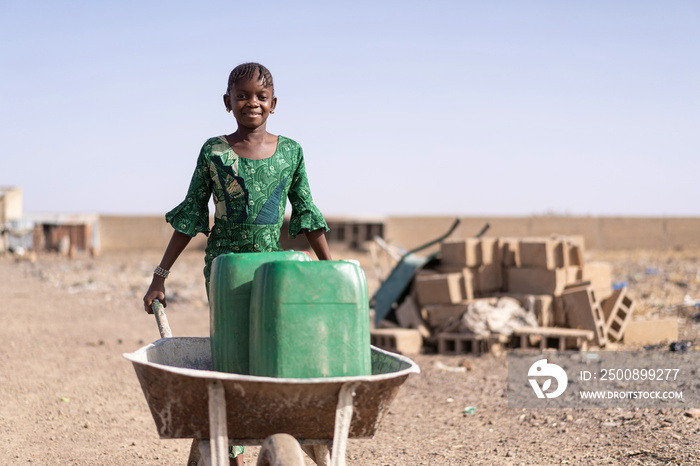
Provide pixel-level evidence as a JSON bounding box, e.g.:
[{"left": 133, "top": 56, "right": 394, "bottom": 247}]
[
  {"left": 151, "top": 299, "right": 173, "bottom": 339},
  {"left": 475, "top": 222, "right": 491, "bottom": 238}
]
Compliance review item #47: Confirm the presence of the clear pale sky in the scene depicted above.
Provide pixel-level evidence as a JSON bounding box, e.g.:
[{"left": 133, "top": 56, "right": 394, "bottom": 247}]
[{"left": 1, "top": 1, "right": 698, "bottom": 217}]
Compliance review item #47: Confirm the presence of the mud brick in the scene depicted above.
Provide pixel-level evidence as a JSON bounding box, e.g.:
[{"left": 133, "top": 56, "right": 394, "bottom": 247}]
[
  {"left": 461, "top": 269, "right": 477, "bottom": 300},
  {"left": 553, "top": 296, "right": 567, "bottom": 326},
  {"left": 500, "top": 237, "right": 520, "bottom": 267},
  {"left": 441, "top": 238, "right": 481, "bottom": 267},
  {"left": 437, "top": 333, "right": 508, "bottom": 355},
  {"left": 370, "top": 328, "right": 423, "bottom": 355},
  {"left": 519, "top": 238, "right": 562, "bottom": 269},
  {"left": 506, "top": 267, "right": 567, "bottom": 296},
  {"left": 414, "top": 272, "right": 464, "bottom": 305},
  {"left": 536, "top": 295, "right": 554, "bottom": 327},
  {"left": 565, "top": 236, "right": 585, "bottom": 266},
  {"left": 601, "top": 287, "right": 628, "bottom": 321},
  {"left": 583, "top": 262, "right": 613, "bottom": 301},
  {"left": 601, "top": 288, "right": 635, "bottom": 343},
  {"left": 623, "top": 319, "right": 677, "bottom": 346},
  {"left": 530, "top": 295, "right": 554, "bottom": 327},
  {"left": 497, "top": 293, "right": 554, "bottom": 327},
  {"left": 512, "top": 326, "right": 594, "bottom": 351},
  {"left": 553, "top": 235, "right": 586, "bottom": 268},
  {"left": 480, "top": 237, "right": 502, "bottom": 265},
  {"left": 435, "top": 265, "right": 476, "bottom": 300},
  {"left": 565, "top": 266, "right": 583, "bottom": 285},
  {"left": 561, "top": 285, "right": 607, "bottom": 346},
  {"left": 554, "top": 240, "right": 569, "bottom": 268},
  {"left": 475, "top": 263, "right": 503, "bottom": 294}
]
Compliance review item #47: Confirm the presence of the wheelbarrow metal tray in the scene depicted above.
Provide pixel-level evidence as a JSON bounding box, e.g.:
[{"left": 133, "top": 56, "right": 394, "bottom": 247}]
[{"left": 123, "top": 337, "right": 419, "bottom": 440}]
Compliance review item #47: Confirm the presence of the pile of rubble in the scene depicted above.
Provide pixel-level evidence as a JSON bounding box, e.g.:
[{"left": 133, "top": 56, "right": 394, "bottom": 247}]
[{"left": 370, "top": 236, "right": 679, "bottom": 355}]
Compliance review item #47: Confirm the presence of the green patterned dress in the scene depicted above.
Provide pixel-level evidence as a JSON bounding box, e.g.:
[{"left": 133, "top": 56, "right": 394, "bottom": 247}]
[
  {"left": 166, "top": 135, "right": 329, "bottom": 284},
  {"left": 166, "top": 135, "right": 328, "bottom": 459}
]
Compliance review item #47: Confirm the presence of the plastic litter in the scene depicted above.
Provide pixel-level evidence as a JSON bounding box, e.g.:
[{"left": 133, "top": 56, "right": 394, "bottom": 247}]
[
  {"left": 459, "top": 297, "right": 537, "bottom": 336},
  {"left": 669, "top": 341, "right": 690, "bottom": 353},
  {"left": 434, "top": 361, "right": 467, "bottom": 373}
]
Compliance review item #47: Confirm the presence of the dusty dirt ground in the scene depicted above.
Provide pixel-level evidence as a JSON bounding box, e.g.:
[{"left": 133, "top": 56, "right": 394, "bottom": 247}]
[{"left": 2, "top": 245, "right": 700, "bottom": 465}]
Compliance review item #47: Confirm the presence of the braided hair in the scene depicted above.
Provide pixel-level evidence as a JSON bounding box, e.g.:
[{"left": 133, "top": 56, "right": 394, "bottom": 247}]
[{"left": 227, "top": 63, "right": 274, "bottom": 94}]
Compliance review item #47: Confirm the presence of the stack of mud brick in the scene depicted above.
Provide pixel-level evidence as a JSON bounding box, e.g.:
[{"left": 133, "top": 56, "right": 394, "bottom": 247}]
[
  {"left": 409, "top": 237, "right": 509, "bottom": 355},
  {"left": 516, "top": 237, "right": 642, "bottom": 349},
  {"left": 502, "top": 236, "right": 635, "bottom": 350},
  {"left": 410, "top": 236, "right": 637, "bottom": 354},
  {"left": 503, "top": 236, "right": 584, "bottom": 304},
  {"left": 371, "top": 235, "right": 642, "bottom": 356}
]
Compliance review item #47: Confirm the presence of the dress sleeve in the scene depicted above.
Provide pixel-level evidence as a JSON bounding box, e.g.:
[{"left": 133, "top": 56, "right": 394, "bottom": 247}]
[
  {"left": 287, "top": 148, "right": 329, "bottom": 239},
  {"left": 165, "top": 143, "right": 212, "bottom": 236}
]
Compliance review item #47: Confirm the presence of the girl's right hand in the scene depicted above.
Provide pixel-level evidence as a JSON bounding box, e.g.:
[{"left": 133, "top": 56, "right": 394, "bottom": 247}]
[{"left": 143, "top": 278, "right": 167, "bottom": 314}]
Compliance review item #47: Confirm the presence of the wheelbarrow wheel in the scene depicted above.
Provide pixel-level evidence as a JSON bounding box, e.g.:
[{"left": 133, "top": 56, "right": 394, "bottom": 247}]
[{"left": 256, "top": 433, "right": 305, "bottom": 466}]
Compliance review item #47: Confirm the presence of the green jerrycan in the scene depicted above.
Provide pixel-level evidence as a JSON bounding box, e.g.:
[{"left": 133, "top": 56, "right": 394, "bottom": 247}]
[
  {"left": 249, "top": 260, "right": 371, "bottom": 378},
  {"left": 209, "top": 251, "right": 311, "bottom": 374}
]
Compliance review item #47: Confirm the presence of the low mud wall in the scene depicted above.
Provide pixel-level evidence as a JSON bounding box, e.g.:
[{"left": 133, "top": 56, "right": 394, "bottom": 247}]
[
  {"left": 97, "top": 216, "right": 208, "bottom": 252},
  {"left": 384, "top": 216, "right": 700, "bottom": 252},
  {"left": 97, "top": 215, "right": 700, "bottom": 252}
]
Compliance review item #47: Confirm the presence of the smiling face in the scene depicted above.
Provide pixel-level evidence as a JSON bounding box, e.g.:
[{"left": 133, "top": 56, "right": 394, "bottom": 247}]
[{"left": 224, "top": 70, "right": 277, "bottom": 130}]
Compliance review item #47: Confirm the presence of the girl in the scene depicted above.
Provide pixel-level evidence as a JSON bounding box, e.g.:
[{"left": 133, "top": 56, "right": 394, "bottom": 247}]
[{"left": 143, "top": 62, "right": 332, "bottom": 465}]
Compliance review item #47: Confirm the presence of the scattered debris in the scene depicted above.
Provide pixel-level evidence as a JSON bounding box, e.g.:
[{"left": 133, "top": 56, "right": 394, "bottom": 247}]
[
  {"left": 458, "top": 358, "right": 475, "bottom": 371},
  {"left": 371, "top": 235, "right": 645, "bottom": 355},
  {"left": 669, "top": 341, "right": 690, "bottom": 352},
  {"left": 434, "top": 361, "right": 467, "bottom": 373}
]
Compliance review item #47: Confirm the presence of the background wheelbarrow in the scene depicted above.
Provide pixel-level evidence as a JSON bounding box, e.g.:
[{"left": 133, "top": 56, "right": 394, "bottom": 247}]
[
  {"left": 124, "top": 301, "right": 420, "bottom": 465},
  {"left": 371, "top": 219, "right": 490, "bottom": 325}
]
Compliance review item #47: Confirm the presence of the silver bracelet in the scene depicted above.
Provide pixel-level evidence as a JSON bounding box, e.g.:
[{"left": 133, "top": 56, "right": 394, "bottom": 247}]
[{"left": 154, "top": 266, "right": 170, "bottom": 279}]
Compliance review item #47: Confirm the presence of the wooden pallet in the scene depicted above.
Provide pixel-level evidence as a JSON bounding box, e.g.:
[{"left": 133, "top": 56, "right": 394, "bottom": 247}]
[
  {"left": 436, "top": 333, "right": 508, "bottom": 355},
  {"left": 512, "top": 326, "right": 594, "bottom": 351}
]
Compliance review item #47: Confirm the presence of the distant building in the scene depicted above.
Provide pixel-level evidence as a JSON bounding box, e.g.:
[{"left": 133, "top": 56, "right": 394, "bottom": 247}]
[
  {"left": 1, "top": 187, "right": 24, "bottom": 253},
  {"left": 1, "top": 187, "right": 99, "bottom": 256}
]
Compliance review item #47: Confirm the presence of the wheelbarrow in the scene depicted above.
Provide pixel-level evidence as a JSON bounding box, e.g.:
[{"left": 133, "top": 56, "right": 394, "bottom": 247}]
[
  {"left": 371, "top": 219, "right": 490, "bottom": 325},
  {"left": 124, "top": 301, "right": 420, "bottom": 465}
]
